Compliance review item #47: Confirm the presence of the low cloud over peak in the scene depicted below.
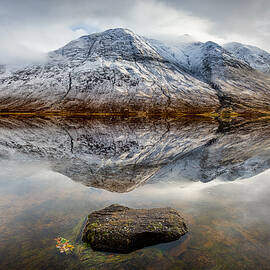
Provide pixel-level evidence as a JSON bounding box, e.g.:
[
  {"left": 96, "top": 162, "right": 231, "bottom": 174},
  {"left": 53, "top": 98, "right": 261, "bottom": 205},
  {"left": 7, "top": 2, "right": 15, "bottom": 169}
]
[{"left": 0, "top": 0, "right": 269, "bottom": 64}]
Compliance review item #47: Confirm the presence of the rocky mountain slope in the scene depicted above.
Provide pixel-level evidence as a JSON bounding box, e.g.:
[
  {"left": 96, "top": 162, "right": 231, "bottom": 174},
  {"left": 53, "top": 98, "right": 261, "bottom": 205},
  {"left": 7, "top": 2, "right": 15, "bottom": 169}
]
[
  {"left": 224, "top": 42, "right": 270, "bottom": 74},
  {"left": 0, "top": 28, "right": 269, "bottom": 114},
  {"left": 152, "top": 39, "right": 270, "bottom": 113}
]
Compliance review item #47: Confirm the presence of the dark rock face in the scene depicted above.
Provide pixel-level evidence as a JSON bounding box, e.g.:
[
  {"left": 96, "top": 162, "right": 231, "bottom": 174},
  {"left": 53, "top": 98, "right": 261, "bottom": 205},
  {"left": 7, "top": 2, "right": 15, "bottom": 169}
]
[{"left": 82, "top": 204, "right": 188, "bottom": 253}]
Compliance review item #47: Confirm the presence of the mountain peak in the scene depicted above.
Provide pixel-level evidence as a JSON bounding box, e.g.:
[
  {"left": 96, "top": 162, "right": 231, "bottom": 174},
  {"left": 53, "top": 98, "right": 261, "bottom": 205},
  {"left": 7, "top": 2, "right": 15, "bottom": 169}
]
[
  {"left": 102, "top": 27, "right": 135, "bottom": 36},
  {"left": 203, "top": 41, "right": 224, "bottom": 53},
  {"left": 74, "top": 28, "right": 136, "bottom": 41},
  {"left": 225, "top": 42, "right": 269, "bottom": 54},
  {"left": 50, "top": 27, "right": 163, "bottom": 65},
  {"left": 1, "top": 28, "right": 270, "bottom": 116},
  {"left": 224, "top": 42, "right": 270, "bottom": 73}
]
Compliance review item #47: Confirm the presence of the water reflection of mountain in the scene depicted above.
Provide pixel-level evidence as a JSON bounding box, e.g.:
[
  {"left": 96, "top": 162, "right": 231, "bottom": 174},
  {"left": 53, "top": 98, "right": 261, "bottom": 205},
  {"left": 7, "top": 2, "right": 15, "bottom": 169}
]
[{"left": 0, "top": 116, "right": 270, "bottom": 192}]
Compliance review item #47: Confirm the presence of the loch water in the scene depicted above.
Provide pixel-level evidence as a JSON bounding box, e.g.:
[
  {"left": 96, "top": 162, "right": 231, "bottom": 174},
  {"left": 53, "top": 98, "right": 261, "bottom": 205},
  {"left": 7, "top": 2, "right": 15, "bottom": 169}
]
[{"left": 0, "top": 116, "right": 269, "bottom": 270}]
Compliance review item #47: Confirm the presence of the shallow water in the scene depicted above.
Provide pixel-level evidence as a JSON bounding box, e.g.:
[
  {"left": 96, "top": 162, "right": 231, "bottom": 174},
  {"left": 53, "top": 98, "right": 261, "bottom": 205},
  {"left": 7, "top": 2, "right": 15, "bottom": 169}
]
[{"left": 0, "top": 116, "right": 270, "bottom": 270}]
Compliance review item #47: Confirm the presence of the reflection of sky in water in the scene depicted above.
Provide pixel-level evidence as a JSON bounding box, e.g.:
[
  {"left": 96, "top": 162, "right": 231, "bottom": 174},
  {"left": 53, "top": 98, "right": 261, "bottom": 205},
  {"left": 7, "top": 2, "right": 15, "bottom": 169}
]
[{"left": 0, "top": 160, "right": 270, "bottom": 269}]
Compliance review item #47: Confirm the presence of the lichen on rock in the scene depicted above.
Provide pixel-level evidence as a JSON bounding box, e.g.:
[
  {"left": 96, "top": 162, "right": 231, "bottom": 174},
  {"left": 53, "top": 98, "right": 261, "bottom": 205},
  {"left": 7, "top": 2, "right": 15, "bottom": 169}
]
[{"left": 82, "top": 204, "right": 188, "bottom": 253}]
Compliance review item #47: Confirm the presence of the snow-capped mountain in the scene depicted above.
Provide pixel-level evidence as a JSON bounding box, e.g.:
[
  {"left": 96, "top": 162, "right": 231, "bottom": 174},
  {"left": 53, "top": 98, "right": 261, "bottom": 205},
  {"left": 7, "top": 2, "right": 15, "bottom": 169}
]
[
  {"left": 224, "top": 42, "right": 270, "bottom": 74},
  {"left": 152, "top": 39, "right": 270, "bottom": 112},
  {"left": 0, "top": 28, "right": 269, "bottom": 114}
]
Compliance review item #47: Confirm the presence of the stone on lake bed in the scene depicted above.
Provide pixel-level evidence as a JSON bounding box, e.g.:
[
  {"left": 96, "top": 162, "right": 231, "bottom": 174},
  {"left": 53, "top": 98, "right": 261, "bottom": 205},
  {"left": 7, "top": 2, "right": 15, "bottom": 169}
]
[{"left": 82, "top": 204, "right": 188, "bottom": 253}]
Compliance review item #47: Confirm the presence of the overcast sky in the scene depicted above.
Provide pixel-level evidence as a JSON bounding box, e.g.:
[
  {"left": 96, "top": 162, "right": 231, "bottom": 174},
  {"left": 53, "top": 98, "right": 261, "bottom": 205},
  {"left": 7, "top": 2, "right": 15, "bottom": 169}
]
[{"left": 0, "top": 0, "right": 269, "bottom": 64}]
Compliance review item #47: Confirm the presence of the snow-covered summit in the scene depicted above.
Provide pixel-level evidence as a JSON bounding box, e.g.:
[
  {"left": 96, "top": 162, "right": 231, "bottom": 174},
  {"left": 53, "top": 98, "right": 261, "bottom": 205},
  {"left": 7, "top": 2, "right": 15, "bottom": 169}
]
[
  {"left": 0, "top": 28, "right": 270, "bottom": 114},
  {"left": 149, "top": 38, "right": 252, "bottom": 83},
  {"left": 49, "top": 28, "right": 164, "bottom": 67},
  {"left": 224, "top": 42, "right": 270, "bottom": 74}
]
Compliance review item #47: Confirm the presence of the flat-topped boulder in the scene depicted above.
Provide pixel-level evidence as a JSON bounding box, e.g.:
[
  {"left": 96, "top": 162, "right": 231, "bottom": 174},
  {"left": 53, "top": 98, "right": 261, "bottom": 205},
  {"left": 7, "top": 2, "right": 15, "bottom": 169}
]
[{"left": 82, "top": 204, "right": 188, "bottom": 253}]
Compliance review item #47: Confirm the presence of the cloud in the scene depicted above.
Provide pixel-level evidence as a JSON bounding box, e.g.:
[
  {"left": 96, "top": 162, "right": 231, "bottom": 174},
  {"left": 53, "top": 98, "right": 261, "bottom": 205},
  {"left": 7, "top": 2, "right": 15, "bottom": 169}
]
[
  {"left": 0, "top": 0, "right": 269, "bottom": 64},
  {"left": 162, "top": 0, "right": 270, "bottom": 49}
]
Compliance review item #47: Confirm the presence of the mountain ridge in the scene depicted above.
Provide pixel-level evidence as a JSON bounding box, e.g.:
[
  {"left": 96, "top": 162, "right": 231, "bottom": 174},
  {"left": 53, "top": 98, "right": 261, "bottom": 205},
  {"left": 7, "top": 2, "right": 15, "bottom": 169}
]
[
  {"left": 0, "top": 28, "right": 269, "bottom": 115},
  {"left": 224, "top": 42, "right": 270, "bottom": 74}
]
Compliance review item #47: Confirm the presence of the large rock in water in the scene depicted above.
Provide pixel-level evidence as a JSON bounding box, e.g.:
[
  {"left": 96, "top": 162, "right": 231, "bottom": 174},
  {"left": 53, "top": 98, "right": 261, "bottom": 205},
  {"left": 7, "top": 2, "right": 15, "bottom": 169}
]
[{"left": 82, "top": 204, "right": 188, "bottom": 253}]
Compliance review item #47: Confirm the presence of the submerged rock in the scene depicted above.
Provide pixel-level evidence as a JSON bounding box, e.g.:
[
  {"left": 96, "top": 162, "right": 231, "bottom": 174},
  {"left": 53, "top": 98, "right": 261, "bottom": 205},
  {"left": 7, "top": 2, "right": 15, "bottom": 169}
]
[{"left": 82, "top": 204, "right": 188, "bottom": 253}]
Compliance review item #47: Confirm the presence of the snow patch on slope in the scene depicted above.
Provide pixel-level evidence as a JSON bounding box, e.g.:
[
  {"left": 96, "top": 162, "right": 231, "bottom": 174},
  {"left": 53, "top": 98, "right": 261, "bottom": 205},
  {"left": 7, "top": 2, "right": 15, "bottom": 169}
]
[{"left": 224, "top": 42, "right": 270, "bottom": 74}]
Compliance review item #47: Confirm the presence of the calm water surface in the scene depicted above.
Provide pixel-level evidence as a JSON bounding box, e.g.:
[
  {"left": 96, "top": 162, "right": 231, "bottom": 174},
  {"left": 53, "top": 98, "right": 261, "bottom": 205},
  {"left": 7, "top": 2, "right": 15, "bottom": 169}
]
[{"left": 0, "top": 116, "right": 269, "bottom": 270}]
